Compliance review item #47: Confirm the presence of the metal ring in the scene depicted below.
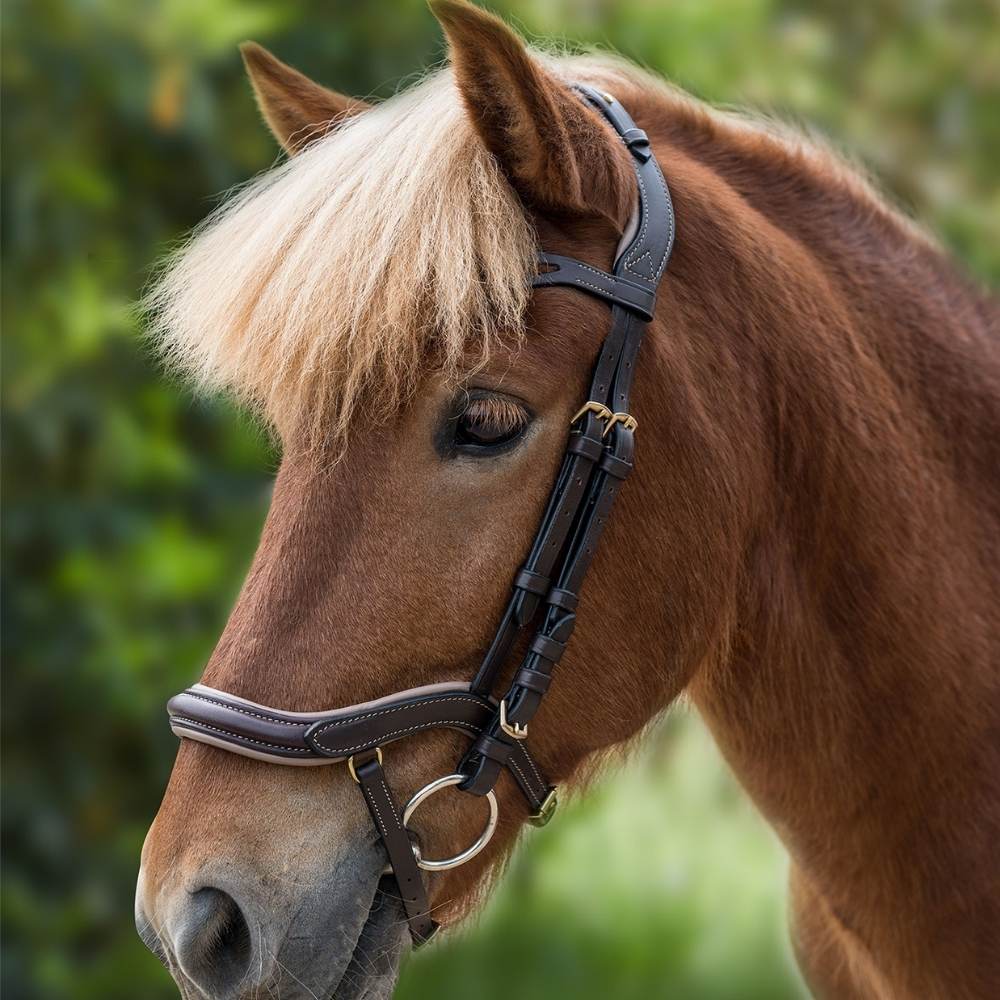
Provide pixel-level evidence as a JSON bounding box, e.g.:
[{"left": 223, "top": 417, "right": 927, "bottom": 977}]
[{"left": 402, "top": 774, "right": 498, "bottom": 871}]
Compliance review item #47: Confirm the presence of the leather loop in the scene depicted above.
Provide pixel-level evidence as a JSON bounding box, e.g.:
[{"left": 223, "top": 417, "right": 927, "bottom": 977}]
[
  {"left": 546, "top": 588, "right": 578, "bottom": 612},
  {"left": 568, "top": 432, "right": 604, "bottom": 461},
  {"left": 622, "top": 127, "right": 652, "bottom": 161},
  {"left": 514, "top": 568, "right": 550, "bottom": 596},
  {"left": 472, "top": 732, "right": 514, "bottom": 766},
  {"left": 529, "top": 633, "right": 567, "bottom": 664},
  {"left": 513, "top": 667, "right": 552, "bottom": 695},
  {"left": 598, "top": 449, "right": 634, "bottom": 480}
]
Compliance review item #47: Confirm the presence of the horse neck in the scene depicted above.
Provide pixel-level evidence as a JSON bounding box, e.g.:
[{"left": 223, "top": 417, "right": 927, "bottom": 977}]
[{"left": 631, "top": 89, "right": 1000, "bottom": 985}]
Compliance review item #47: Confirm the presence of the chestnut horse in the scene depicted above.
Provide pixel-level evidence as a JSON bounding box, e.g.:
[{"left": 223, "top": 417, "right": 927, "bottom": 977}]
[{"left": 137, "top": 2, "right": 1000, "bottom": 998}]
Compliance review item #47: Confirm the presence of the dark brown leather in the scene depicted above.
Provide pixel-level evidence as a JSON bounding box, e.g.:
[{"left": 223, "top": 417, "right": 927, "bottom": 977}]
[
  {"left": 167, "top": 685, "right": 551, "bottom": 811},
  {"left": 352, "top": 753, "right": 437, "bottom": 945}
]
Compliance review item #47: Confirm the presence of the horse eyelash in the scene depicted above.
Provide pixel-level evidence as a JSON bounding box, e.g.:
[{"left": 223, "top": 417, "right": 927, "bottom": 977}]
[{"left": 462, "top": 395, "right": 529, "bottom": 434}]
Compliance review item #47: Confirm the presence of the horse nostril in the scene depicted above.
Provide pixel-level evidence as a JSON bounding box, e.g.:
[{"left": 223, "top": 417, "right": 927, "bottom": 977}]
[{"left": 172, "top": 887, "right": 254, "bottom": 997}]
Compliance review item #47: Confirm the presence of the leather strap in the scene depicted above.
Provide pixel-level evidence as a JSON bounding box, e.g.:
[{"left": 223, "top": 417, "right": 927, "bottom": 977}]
[
  {"left": 353, "top": 753, "right": 437, "bottom": 944},
  {"left": 534, "top": 253, "right": 656, "bottom": 320},
  {"left": 168, "top": 684, "right": 551, "bottom": 812}
]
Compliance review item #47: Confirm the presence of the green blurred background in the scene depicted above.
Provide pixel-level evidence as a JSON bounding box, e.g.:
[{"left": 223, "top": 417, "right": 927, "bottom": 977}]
[{"left": 3, "top": 1, "right": 997, "bottom": 997}]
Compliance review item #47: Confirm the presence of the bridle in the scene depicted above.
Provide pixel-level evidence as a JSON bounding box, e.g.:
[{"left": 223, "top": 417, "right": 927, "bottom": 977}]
[{"left": 166, "top": 85, "right": 674, "bottom": 944}]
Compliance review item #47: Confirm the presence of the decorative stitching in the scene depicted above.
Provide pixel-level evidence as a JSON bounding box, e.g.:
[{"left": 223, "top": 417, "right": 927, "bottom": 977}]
[
  {"left": 181, "top": 692, "right": 303, "bottom": 727},
  {"left": 508, "top": 755, "right": 544, "bottom": 804},
  {"left": 311, "top": 695, "right": 482, "bottom": 734},
  {"left": 312, "top": 718, "right": 477, "bottom": 754},
  {"left": 513, "top": 745, "right": 546, "bottom": 791},
  {"left": 378, "top": 775, "right": 405, "bottom": 833},
  {"left": 172, "top": 718, "right": 311, "bottom": 753},
  {"left": 618, "top": 142, "right": 674, "bottom": 281},
  {"left": 362, "top": 778, "right": 391, "bottom": 839},
  {"left": 627, "top": 250, "right": 655, "bottom": 279}
]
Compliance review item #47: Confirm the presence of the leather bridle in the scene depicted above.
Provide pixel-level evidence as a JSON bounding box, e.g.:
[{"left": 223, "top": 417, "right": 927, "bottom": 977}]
[{"left": 166, "top": 85, "right": 675, "bottom": 944}]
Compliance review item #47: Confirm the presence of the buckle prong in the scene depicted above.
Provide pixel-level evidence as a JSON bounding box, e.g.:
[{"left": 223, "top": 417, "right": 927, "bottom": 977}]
[{"left": 602, "top": 412, "right": 638, "bottom": 438}]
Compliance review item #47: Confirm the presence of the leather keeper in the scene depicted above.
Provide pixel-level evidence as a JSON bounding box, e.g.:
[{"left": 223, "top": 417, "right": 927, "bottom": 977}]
[
  {"left": 546, "top": 587, "right": 578, "bottom": 611},
  {"left": 599, "top": 450, "right": 634, "bottom": 480},
  {"left": 530, "top": 633, "right": 567, "bottom": 663},
  {"left": 473, "top": 731, "right": 516, "bottom": 765},
  {"left": 458, "top": 753, "right": 502, "bottom": 797},
  {"left": 514, "top": 667, "right": 552, "bottom": 695},
  {"left": 622, "top": 127, "right": 652, "bottom": 162},
  {"left": 514, "top": 568, "right": 550, "bottom": 596},
  {"left": 568, "top": 433, "right": 604, "bottom": 462}
]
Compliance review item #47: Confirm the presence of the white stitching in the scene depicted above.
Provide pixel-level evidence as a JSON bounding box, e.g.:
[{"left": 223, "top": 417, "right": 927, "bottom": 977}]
[
  {"left": 312, "top": 695, "right": 483, "bottom": 732},
  {"left": 512, "top": 747, "right": 545, "bottom": 793},
  {"left": 172, "top": 718, "right": 311, "bottom": 753},
  {"left": 378, "top": 775, "right": 404, "bottom": 832},
  {"left": 182, "top": 692, "right": 302, "bottom": 726},
  {"left": 614, "top": 132, "right": 674, "bottom": 281},
  {"left": 312, "top": 718, "right": 476, "bottom": 754},
  {"left": 364, "top": 781, "right": 391, "bottom": 839},
  {"left": 627, "top": 250, "right": 655, "bottom": 278},
  {"left": 508, "top": 755, "right": 543, "bottom": 803}
]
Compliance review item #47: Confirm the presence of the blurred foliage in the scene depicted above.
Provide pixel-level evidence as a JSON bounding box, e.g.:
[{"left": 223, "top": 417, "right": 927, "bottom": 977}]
[{"left": 2, "top": 0, "right": 996, "bottom": 998}]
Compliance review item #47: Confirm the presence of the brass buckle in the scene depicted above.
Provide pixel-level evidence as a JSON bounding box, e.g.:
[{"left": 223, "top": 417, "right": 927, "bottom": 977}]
[
  {"left": 603, "top": 412, "right": 638, "bottom": 437},
  {"left": 570, "top": 401, "right": 637, "bottom": 438},
  {"left": 347, "top": 746, "right": 383, "bottom": 784},
  {"left": 529, "top": 787, "right": 559, "bottom": 828},
  {"left": 570, "top": 401, "right": 612, "bottom": 426},
  {"left": 499, "top": 699, "right": 528, "bottom": 741}
]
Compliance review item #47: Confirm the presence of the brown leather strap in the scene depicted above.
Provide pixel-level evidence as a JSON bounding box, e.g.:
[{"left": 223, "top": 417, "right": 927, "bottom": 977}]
[
  {"left": 167, "top": 685, "right": 552, "bottom": 812},
  {"left": 352, "top": 753, "right": 437, "bottom": 945}
]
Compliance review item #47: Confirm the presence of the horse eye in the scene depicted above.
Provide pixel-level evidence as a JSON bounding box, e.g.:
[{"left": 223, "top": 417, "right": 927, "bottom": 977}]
[{"left": 454, "top": 395, "right": 530, "bottom": 451}]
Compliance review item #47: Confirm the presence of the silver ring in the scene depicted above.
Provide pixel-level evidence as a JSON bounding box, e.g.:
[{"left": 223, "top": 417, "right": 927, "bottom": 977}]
[{"left": 402, "top": 773, "right": 498, "bottom": 871}]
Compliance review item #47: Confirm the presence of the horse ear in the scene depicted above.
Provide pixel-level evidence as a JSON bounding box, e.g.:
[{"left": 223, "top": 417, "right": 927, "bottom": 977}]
[
  {"left": 430, "top": 0, "right": 634, "bottom": 228},
  {"left": 240, "top": 42, "right": 370, "bottom": 155}
]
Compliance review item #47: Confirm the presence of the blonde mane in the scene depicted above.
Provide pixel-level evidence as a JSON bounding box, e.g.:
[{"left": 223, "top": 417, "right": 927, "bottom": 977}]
[{"left": 148, "top": 52, "right": 916, "bottom": 453}]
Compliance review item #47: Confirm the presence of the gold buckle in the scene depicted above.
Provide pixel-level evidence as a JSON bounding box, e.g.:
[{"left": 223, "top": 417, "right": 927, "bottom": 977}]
[
  {"left": 570, "top": 401, "right": 637, "bottom": 438},
  {"left": 529, "top": 788, "right": 559, "bottom": 827},
  {"left": 571, "top": 401, "right": 612, "bottom": 426},
  {"left": 499, "top": 699, "right": 528, "bottom": 741},
  {"left": 603, "top": 412, "right": 638, "bottom": 438},
  {"left": 347, "top": 746, "right": 383, "bottom": 784}
]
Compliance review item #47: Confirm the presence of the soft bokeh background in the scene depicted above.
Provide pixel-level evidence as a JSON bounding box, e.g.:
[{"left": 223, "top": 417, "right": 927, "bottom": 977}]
[{"left": 3, "top": 1, "right": 997, "bottom": 997}]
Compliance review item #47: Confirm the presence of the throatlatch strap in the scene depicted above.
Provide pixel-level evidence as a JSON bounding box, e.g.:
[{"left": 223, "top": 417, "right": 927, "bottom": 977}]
[{"left": 353, "top": 754, "right": 437, "bottom": 945}]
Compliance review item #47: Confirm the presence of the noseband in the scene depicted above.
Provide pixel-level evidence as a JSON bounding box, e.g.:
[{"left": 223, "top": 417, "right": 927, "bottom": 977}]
[{"left": 166, "top": 86, "right": 675, "bottom": 944}]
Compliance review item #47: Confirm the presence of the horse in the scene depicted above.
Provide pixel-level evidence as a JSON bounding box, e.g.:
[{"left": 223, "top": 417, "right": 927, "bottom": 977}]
[{"left": 135, "top": 2, "right": 1000, "bottom": 998}]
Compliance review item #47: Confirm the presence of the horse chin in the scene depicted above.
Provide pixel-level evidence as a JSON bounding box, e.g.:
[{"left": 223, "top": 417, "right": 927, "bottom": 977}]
[{"left": 328, "top": 876, "right": 411, "bottom": 1000}]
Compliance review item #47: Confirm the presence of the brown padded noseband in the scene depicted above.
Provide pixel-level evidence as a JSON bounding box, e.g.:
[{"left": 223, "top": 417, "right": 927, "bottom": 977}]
[{"left": 167, "top": 85, "right": 675, "bottom": 944}]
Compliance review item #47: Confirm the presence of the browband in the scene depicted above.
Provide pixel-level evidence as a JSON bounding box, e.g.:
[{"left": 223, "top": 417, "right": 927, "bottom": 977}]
[{"left": 167, "top": 84, "right": 675, "bottom": 946}]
